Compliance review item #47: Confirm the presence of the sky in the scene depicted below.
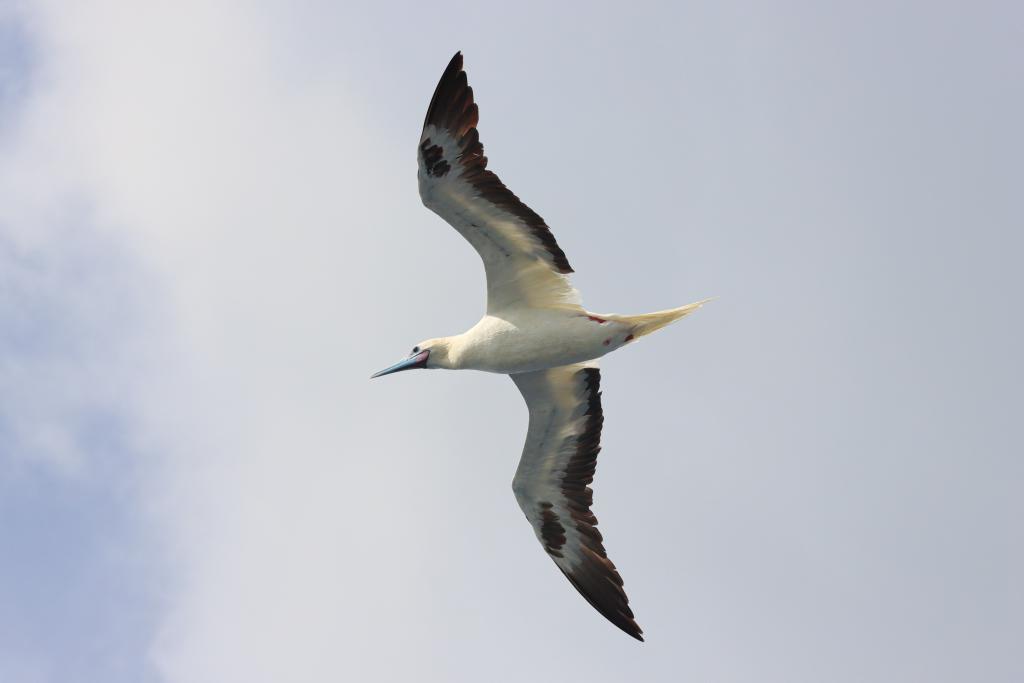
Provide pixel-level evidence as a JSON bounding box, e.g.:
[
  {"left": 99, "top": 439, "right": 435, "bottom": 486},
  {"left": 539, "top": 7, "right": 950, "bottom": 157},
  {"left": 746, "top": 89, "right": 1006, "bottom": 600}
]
[{"left": 0, "top": 1, "right": 1021, "bottom": 681}]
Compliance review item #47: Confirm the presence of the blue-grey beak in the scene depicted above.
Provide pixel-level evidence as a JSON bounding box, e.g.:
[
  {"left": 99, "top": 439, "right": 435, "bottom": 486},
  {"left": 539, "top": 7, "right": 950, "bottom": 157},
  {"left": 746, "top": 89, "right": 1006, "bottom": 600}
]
[{"left": 371, "top": 350, "right": 430, "bottom": 378}]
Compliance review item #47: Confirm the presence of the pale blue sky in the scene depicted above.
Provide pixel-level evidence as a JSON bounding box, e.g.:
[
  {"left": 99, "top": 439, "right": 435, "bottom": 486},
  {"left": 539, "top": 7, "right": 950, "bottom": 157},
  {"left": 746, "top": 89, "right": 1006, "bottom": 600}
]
[{"left": 1, "top": 2, "right": 1021, "bottom": 682}]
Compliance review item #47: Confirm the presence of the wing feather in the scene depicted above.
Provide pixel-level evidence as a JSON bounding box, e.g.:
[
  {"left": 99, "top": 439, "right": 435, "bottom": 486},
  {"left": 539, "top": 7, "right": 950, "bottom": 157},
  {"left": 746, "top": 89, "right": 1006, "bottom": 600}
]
[
  {"left": 418, "top": 52, "right": 581, "bottom": 313},
  {"left": 510, "top": 364, "right": 643, "bottom": 641}
]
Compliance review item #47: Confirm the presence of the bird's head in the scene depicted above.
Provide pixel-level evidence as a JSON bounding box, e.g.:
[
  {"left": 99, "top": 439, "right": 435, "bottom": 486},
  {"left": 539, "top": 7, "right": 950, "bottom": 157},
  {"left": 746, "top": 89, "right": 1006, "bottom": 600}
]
[{"left": 371, "top": 338, "right": 453, "bottom": 378}]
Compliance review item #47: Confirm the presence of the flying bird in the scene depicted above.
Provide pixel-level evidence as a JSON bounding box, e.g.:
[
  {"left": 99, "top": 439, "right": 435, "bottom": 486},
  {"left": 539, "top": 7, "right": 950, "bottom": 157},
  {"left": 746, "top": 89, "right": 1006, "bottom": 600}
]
[{"left": 373, "top": 52, "right": 708, "bottom": 641}]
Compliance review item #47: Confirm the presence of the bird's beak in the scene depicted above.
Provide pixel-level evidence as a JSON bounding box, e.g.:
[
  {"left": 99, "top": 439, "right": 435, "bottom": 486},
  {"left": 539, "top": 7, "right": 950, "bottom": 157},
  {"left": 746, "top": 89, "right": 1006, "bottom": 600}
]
[{"left": 371, "top": 350, "right": 430, "bottom": 378}]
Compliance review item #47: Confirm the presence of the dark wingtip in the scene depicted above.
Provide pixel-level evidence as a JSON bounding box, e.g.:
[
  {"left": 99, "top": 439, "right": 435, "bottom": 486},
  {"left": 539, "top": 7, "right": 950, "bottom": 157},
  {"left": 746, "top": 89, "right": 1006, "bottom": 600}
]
[
  {"left": 624, "top": 622, "right": 645, "bottom": 642},
  {"left": 446, "top": 51, "right": 463, "bottom": 74},
  {"left": 424, "top": 52, "right": 466, "bottom": 130},
  {"left": 564, "top": 568, "right": 644, "bottom": 641}
]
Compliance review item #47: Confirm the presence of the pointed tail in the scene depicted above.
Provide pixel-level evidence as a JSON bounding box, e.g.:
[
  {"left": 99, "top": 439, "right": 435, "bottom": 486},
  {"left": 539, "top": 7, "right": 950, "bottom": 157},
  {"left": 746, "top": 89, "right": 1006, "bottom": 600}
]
[{"left": 605, "top": 298, "right": 712, "bottom": 339}]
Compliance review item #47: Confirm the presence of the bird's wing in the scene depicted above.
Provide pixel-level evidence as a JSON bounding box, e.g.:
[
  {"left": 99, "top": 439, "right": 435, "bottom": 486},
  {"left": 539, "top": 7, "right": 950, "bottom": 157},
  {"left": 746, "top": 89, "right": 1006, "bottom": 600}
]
[
  {"left": 510, "top": 363, "right": 643, "bottom": 640},
  {"left": 418, "top": 52, "right": 582, "bottom": 313}
]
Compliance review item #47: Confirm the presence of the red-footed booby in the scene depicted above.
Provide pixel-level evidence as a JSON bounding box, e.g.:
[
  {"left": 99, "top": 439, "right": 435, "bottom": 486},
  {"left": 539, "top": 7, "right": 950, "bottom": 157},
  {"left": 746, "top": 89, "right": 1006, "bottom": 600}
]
[{"left": 373, "top": 52, "right": 709, "bottom": 641}]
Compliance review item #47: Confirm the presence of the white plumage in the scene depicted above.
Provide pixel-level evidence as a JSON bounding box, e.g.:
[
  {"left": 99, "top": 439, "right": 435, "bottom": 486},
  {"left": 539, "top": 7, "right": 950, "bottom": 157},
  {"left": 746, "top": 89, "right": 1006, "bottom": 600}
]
[{"left": 373, "top": 52, "right": 708, "bottom": 641}]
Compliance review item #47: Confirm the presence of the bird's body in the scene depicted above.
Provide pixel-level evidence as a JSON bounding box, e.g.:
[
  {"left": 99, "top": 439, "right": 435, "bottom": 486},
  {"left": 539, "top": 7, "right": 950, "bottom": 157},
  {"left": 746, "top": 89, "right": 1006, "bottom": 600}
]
[
  {"left": 430, "top": 303, "right": 705, "bottom": 373},
  {"left": 373, "top": 52, "right": 709, "bottom": 641},
  {"left": 434, "top": 310, "right": 625, "bottom": 373}
]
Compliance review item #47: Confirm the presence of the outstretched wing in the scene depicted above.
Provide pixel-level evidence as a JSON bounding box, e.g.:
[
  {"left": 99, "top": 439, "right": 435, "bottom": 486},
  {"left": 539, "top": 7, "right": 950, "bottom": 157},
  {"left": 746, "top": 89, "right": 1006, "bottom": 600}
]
[
  {"left": 418, "top": 52, "right": 581, "bottom": 313},
  {"left": 510, "top": 363, "right": 643, "bottom": 640}
]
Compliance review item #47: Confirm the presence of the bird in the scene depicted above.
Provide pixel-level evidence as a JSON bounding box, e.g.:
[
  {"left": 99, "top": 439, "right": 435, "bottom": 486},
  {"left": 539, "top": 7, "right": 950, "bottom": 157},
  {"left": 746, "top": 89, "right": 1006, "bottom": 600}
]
[{"left": 373, "top": 52, "right": 709, "bottom": 641}]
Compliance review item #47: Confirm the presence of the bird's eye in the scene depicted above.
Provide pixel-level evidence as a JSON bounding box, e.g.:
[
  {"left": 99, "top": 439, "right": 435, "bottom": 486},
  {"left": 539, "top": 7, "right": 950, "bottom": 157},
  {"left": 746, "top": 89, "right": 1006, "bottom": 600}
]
[{"left": 411, "top": 346, "right": 420, "bottom": 355}]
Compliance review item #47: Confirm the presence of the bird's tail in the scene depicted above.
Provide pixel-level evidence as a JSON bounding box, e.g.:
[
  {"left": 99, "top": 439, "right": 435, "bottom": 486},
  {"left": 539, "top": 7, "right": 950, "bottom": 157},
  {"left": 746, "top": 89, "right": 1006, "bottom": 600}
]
[{"left": 604, "top": 298, "right": 712, "bottom": 338}]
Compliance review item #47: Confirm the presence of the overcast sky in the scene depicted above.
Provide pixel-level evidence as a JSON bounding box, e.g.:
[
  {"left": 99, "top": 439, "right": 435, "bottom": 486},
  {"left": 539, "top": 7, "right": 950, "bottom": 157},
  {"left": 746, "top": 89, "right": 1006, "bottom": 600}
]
[{"left": 1, "top": 2, "right": 1021, "bottom": 682}]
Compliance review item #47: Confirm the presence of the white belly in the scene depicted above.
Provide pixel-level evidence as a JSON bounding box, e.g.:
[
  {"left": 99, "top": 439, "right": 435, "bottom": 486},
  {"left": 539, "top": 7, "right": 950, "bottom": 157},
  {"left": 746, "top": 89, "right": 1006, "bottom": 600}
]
[{"left": 456, "top": 310, "right": 633, "bottom": 373}]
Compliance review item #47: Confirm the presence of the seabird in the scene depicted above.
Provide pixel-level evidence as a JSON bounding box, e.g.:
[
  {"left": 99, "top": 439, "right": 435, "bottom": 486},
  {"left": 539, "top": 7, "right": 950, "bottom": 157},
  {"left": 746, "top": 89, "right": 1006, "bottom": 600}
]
[{"left": 373, "top": 52, "right": 709, "bottom": 641}]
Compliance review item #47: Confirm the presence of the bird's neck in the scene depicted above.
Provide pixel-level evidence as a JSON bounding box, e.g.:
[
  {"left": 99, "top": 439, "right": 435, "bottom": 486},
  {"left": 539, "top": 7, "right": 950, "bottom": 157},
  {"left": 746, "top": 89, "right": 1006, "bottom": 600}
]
[{"left": 428, "top": 335, "right": 465, "bottom": 370}]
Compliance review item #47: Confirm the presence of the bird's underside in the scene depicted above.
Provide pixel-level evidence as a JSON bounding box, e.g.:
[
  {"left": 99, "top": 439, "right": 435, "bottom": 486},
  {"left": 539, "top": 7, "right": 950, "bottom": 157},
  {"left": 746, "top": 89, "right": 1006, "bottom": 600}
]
[
  {"left": 416, "top": 51, "right": 649, "bottom": 640},
  {"left": 451, "top": 310, "right": 635, "bottom": 374}
]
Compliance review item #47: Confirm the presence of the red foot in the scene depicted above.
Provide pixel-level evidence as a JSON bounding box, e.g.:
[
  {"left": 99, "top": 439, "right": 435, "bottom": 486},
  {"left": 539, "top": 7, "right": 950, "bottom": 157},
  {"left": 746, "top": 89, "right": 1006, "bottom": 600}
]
[
  {"left": 624, "top": 334, "right": 634, "bottom": 342},
  {"left": 587, "top": 315, "right": 607, "bottom": 324}
]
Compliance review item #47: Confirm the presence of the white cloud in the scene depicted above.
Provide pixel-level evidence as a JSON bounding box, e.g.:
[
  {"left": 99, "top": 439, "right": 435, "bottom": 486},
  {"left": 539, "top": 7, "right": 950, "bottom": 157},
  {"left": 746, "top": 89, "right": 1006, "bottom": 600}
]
[{"left": 5, "top": 2, "right": 474, "bottom": 680}]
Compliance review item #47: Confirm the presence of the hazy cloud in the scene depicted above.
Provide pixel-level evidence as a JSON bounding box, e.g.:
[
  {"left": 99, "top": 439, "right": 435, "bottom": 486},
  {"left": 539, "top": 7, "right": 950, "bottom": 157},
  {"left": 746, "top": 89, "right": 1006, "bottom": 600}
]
[{"left": 2, "top": 1, "right": 1021, "bottom": 682}]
